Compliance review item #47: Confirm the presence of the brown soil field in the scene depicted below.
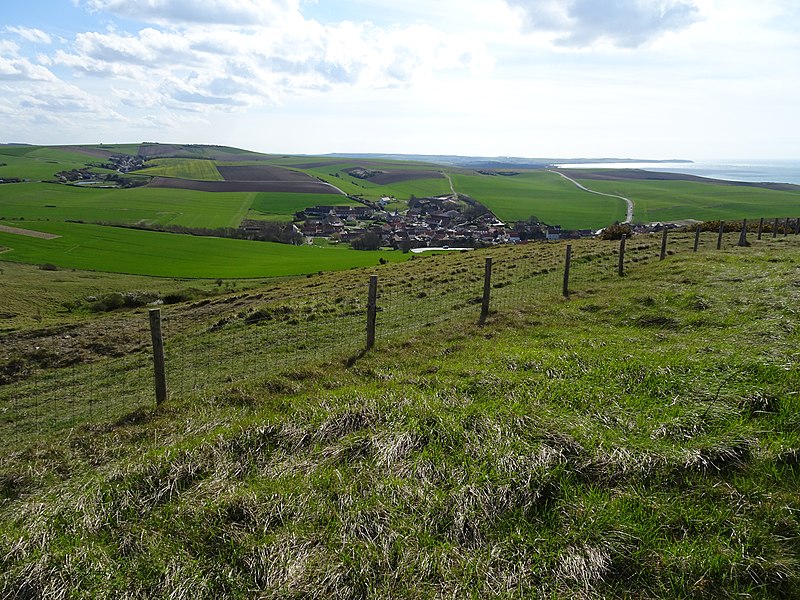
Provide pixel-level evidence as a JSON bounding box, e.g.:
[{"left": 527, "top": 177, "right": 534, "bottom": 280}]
[
  {"left": 137, "top": 144, "right": 186, "bottom": 159},
  {"left": 147, "top": 177, "right": 341, "bottom": 194},
  {"left": 0, "top": 224, "right": 60, "bottom": 239},
  {"left": 217, "top": 165, "right": 321, "bottom": 182},
  {"left": 558, "top": 169, "right": 799, "bottom": 191},
  {"left": 60, "top": 146, "right": 120, "bottom": 160},
  {"left": 137, "top": 145, "right": 275, "bottom": 162}
]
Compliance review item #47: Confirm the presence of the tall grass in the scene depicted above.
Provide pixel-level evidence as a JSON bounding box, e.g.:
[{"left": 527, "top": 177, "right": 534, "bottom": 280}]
[{"left": 2, "top": 233, "right": 800, "bottom": 598}]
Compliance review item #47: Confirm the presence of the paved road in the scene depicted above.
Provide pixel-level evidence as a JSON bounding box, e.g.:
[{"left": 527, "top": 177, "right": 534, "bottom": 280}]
[{"left": 548, "top": 169, "right": 634, "bottom": 224}]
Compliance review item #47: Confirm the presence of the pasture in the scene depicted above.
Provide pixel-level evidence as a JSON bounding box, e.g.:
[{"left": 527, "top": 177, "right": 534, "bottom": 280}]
[
  {"left": 569, "top": 176, "right": 800, "bottom": 223},
  {"left": 0, "top": 221, "right": 407, "bottom": 278},
  {"left": 247, "top": 192, "right": 361, "bottom": 220},
  {"left": 0, "top": 183, "right": 256, "bottom": 228},
  {"left": 451, "top": 170, "right": 626, "bottom": 228},
  {"left": 0, "top": 150, "right": 111, "bottom": 182},
  {"left": 135, "top": 159, "right": 223, "bottom": 181}
]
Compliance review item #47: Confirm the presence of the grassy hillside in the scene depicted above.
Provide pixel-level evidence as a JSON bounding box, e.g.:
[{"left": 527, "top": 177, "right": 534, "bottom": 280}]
[
  {"left": 0, "top": 221, "right": 407, "bottom": 278},
  {"left": 2, "top": 234, "right": 800, "bottom": 598},
  {"left": 0, "top": 183, "right": 256, "bottom": 228},
  {"left": 247, "top": 192, "right": 361, "bottom": 220},
  {"left": 572, "top": 177, "right": 800, "bottom": 223},
  {"left": 0, "top": 150, "right": 111, "bottom": 181},
  {"left": 451, "top": 170, "right": 627, "bottom": 228}
]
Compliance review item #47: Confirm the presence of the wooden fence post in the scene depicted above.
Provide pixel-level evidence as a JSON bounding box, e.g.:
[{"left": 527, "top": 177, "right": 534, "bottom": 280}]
[
  {"left": 618, "top": 235, "right": 626, "bottom": 277},
  {"left": 366, "top": 275, "right": 378, "bottom": 350},
  {"left": 794, "top": 218, "right": 800, "bottom": 235},
  {"left": 717, "top": 221, "right": 725, "bottom": 249},
  {"left": 149, "top": 308, "right": 168, "bottom": 405},
  {"left": 660, "top": 227, "right": 668, "bottom": 260},
  {"left": 784, "top": 218, "right": 789, "bottom": 237},
  {"left": 480, "top": 256, "right": 492, "bottom": 323},
  {"left": 738, "top": 219, "right": 748, "bottom": 247},
  {"left": 562, "top": 244, "right": 572, "bottom": 297},
  {"left": 693, "top": 226, "right": 701, "bottom": 252},
  {"left": 757, "top": 217, "right": 764, "bottom": 240},
  {"left": 773, "top": 217, "right": 779, "bottom": 238}
]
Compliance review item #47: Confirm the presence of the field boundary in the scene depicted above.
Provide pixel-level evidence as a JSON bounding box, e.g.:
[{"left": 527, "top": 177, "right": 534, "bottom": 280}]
[{"left": 2, "top": 217, "right": 798, "bottom": 450}]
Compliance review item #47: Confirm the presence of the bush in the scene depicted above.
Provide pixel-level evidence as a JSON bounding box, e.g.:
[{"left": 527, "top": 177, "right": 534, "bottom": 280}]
[
  {"left": 350, "top": 232, "right": 382, "bottom": 250},
  {"left": 38, "top": 263, "right": 59, "bottom": 271},
  {"left": 600, "top": 224, "right": 633, "bottom": 240},
  {"left": 90, "top": 291, "right": 160, "bottom": 313}
]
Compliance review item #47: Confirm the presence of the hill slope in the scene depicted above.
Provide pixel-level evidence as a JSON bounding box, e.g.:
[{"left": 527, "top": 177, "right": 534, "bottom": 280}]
[{"left": 2, "top": 234, "right": 800, "bottom": 598}]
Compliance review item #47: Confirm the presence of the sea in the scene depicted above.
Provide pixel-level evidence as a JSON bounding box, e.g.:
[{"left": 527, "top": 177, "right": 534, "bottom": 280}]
[{"left": 553, "top": 160, "right": 800, "bottom": 186}]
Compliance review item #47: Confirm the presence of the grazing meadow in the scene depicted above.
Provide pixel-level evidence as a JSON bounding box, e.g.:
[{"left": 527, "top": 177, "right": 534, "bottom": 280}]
[{"left": 0, "top": 221, "right": 406, "bottom": 278}]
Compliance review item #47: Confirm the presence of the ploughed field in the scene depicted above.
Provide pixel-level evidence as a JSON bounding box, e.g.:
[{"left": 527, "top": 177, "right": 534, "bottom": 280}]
[{"left": 4, "top": 142, "right": 800, "bottom": 279}]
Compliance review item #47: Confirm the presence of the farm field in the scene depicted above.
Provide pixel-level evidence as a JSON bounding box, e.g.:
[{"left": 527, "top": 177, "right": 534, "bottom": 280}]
[
  {"left": 0, "top": 183, "right": 256, "bottom": 228},
  {"left": 0, "top": 221, "right": 407, "bottom": 278},
  {"left": 297, "top": 162, "right": 452, "bottom": 201},
  {"left": 451, "top": 170, "right": 626, "bottom": 228},
  {"left": 0, "top": 151, "right": 111, "bottom": 182},
  {"left": 247, "top": 192, "right": 361, "bottom": 220},
  {"left": 569, "top": 176, "right": 800, "bottom": 223},
  {"left": 135, "top": 159, "right": 223, "bottom": 181}
]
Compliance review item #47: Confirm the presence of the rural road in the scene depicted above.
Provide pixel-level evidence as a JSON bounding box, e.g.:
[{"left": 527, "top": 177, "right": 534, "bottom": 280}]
[{"left": 548, "top": 169, "right": 634, "bottom": 224}]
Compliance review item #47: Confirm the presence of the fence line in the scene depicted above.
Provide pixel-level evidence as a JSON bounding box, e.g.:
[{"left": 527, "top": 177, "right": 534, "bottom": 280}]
[{"left": 2, "top": 219, "right": 799, "bottom": 450}]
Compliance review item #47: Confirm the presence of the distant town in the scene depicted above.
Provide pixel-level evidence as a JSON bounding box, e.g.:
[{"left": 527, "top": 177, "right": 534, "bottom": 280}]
[{"left": 292, "top": 193, "right": 590, "bottom": 251}]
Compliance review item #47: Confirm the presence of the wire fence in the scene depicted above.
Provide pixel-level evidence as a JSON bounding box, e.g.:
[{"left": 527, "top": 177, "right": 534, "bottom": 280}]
[{"left": 2, "top": 218, "right": 799, "bottom": 452}]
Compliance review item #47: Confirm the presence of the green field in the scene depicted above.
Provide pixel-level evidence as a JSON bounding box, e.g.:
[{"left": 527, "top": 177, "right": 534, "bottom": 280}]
[
  {"left": 247, "top": 192, "right": 361, "bottom": 220},
  {"left": 0, "top": 183, "right": 256, "bottom": 228},
  {"left": 451, "top": 170, "right": 626, "bottom": 228},
  {"left": 0, "top": 151, "right": 110, "bottom": 181},
  {"left": 297, "top": 162, "right": 452, "bottom": 201},
  {"left": 136, "top": 158, "right": 224, "bottom": 181},
  {"left": 572, "top": 177, "right": 800, "bottom": 223},
  {"left": 0, "top": 221, "right": 407, "bottom": 277}
]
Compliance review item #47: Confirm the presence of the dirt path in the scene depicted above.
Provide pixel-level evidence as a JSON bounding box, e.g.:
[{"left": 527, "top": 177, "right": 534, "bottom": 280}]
[
  {"left": 443, "top": 172, "right": 457, "bottom": 198},
  {"left": 548, "top": 169, "right": 634, "bottom": 224},
  {"left": 0, "top": 225, "right": 61, "bottom": 239}
]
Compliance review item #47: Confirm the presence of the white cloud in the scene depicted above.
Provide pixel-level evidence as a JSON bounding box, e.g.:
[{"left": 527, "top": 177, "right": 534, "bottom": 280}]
[
  {"left": 80, "top": 0, "right": 298, "bottom": 26},
  {"left": 504, "top": 0, "right": 701, "bottom": 48},
  {"left": 47, "top": 15, "right": 491, "bottom": 113},
  {"left": 0, "top": 56, "right": 56, "bottom": 82},
  {"left": 6, "top": 27, "right": 53, "bottom": 45}
]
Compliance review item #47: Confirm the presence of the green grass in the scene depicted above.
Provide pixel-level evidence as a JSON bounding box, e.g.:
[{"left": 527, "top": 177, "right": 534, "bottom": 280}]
[
  {"left": 0, "top": 261, "right": 273, "bottom": 331},
  {"left": 0, "top": 154, "right": 106, "bottom": 181},
  {"left": 0, "top": 145, "right": 42, "bottom": 157},
  {"left": 451, "top": 170, "right": 627, "bottom": 228},
  {"left": 297, "top": 162, "right": 452, "bottom": 201},
  {"left": 2, "top": 235, "right": 800, "bottom": 597},
  {"left": 247, "top": 192, "right": 360, "bottom": 221},
  {"left": 135, "top": 159, "right": 224, "bottom": 181},
  {"left": 0, "top": 183, "right": 256, "bottom": 228},
  {"left": 573, "top": 177, "right": 800, "bottom": 223},
  {"left": 0, "top": 221, "right": 408, "bottom": 277}
]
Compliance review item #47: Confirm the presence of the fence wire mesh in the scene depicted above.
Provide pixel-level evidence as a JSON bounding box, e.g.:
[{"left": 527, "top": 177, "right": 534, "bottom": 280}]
[{"left": 3, "top": 220, "right": 799, "bottom": 453}]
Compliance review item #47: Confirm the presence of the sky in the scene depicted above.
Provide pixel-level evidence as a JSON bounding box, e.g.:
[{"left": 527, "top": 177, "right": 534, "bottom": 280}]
[{"left": 1, "top": 0, "right": 798, "bottom": 159}]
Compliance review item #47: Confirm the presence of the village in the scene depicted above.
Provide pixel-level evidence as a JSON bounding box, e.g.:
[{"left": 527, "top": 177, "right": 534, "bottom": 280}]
[{"left": 294, "top": 193, "right": 603, "bottom": 251}]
